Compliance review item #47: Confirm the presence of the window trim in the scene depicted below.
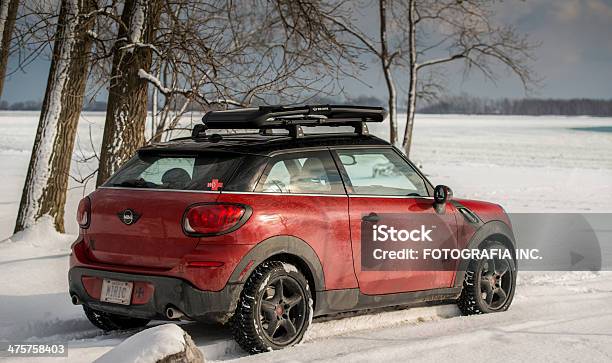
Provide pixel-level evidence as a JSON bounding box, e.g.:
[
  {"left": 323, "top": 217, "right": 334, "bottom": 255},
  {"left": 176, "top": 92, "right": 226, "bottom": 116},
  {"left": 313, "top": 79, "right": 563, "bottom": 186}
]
[{"left": 329, "top": 146, "right": 432, "bottom": 197}]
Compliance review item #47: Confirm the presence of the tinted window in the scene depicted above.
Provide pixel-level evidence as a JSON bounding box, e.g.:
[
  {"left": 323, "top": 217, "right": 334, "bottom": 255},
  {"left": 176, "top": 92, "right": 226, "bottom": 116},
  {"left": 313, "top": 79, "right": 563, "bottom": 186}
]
[
  {"left": 256, "top": 151, "right": 344, "bottom": 194},
  {"left": 105, "top": 153, "right": 243, "bottom": 191},
  {"left": 336, "top": 149, "right": 428, "bottom": 196}
]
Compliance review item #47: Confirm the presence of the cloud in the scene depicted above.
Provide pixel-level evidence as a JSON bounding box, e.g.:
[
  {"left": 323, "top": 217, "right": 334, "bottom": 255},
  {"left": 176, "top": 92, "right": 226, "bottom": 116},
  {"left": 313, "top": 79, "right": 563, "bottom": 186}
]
[
  {"left": 554, "top": 1, "right": 581, "bottom": 22},
  {"left": 553, "top": 0, "right": 612, "bottom": 23},
  {"left": 586, "top": 0, "right": 612, "bottom": 20}
]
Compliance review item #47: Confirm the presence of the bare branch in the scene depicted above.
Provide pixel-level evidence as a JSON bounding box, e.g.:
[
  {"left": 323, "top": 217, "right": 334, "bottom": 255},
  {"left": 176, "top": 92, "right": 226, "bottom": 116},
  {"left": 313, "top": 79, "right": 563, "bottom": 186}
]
[{"left": 417, "top": 53, "right": 465, "bottom": 70}]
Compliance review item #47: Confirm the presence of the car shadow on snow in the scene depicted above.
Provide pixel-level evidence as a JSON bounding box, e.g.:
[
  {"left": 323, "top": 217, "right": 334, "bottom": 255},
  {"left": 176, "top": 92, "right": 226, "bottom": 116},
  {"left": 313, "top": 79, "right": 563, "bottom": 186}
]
[
  {"left": 0, "top": 291, "right": 244, "bottom": 359},
  {"left": 0, "top": 291, "right": 461, "bottom": 361}
]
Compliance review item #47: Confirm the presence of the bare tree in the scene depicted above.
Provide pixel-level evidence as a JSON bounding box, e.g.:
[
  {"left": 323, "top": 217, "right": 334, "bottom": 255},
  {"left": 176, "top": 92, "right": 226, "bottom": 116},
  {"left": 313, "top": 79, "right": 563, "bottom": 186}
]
[
  {"left": 321, "top": 0, "right": 403, "bottom": 145},
  {"left": 0, "top": 0, "right": 19, "bottom": 99},
  {"left": 377, "top": 0, "right": 398, "bottom": 144},
  {"left": 138, "top": 0, "right": 355, "bottom": 132},
  {"left": 15, "top": 0, "right": 95, "bottom": 233},
  {"left": 90, "top": 0, "right": 356, "bottom": 184},
  {"left": 399, "top": 0, "right": 538, "bottom": 155},
  {"left": 95, "top": 0, "right": 162, "bottom": 185},
  {"left": 322, "top": 0, "right": 536, "bottom": 153}
]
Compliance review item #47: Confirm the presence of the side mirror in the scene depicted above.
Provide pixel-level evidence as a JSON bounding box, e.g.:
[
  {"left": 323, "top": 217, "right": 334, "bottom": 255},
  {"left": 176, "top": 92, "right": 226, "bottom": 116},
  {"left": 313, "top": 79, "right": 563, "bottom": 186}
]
[{"left": 434, "top": 185, "right": 453, "bottom": 204}]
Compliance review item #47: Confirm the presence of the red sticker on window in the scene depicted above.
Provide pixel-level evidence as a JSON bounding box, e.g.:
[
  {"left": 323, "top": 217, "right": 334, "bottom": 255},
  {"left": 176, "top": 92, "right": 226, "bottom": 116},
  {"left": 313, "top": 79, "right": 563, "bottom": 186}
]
[{"left": 207, "top": 179, "right": 224, "bottom": 191}]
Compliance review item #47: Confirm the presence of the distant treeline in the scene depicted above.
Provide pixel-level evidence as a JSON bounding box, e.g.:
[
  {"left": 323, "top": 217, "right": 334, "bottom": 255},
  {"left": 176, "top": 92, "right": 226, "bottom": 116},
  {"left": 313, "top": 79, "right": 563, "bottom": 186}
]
[
  {"left": 419, "top": 95, "right": 612, "bottom": 116},
  {"left": 0, "top": 100, "right": 108, "bottom": 111},
  {"left": 0, "top": 95, "right": 386, "bottom": 112},
  {"left": 3, "top": 95, "right": 612, "bottom": 116}
]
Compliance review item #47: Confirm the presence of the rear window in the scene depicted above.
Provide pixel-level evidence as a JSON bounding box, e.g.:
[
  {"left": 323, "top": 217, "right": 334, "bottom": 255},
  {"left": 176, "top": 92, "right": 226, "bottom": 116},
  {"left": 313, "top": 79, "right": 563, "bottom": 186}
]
[{"left": 104, "top": 153, "right": 244, "bottom": 191}]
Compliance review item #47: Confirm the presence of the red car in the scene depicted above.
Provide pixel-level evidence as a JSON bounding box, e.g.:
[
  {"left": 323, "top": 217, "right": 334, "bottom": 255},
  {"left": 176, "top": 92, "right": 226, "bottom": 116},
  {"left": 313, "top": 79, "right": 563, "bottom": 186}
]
[{"left": 69, "top": 105, "right": 516, "bottom": 354}]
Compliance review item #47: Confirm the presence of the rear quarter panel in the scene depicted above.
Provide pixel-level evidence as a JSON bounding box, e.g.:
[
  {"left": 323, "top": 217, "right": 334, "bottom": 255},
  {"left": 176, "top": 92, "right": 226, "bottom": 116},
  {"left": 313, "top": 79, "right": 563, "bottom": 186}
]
[{"left": 213, "top": 192, "right": 357, "bottom": 290}]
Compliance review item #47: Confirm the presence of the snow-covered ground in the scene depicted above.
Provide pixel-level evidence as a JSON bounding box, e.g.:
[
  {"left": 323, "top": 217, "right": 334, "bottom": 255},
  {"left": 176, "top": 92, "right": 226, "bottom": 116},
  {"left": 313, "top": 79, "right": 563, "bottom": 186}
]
[{"left": 1, "top": 112, "right": 611, "bottom": 362}]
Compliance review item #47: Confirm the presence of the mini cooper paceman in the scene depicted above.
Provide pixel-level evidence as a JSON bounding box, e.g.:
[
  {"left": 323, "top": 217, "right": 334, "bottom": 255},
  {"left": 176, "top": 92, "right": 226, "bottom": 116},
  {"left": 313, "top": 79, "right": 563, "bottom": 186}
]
[{"left": 69, "top": 105, "right": 517, "bottom": 354}]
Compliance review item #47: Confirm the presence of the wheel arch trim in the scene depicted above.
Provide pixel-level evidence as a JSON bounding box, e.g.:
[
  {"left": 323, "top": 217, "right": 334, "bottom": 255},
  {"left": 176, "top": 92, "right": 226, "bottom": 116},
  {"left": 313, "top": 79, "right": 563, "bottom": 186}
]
[
  {"left": 228, "top": 235, "right": 325, "bottom": 292},
  {"left": 453, "top": 220, "right": 516, "bottom": 288}
]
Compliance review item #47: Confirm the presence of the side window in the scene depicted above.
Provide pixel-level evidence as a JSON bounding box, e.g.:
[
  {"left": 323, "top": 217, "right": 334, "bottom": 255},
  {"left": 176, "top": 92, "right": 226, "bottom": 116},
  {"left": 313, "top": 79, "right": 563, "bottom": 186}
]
[
  {"left": 256, "top": 151, "right": 344, "bottom": 194},
  {"left": 263, "top": 161, "right": 292, "bottom": 191},
  {"left": 336, "top": 149, "right": 428, "bottom": 196}
]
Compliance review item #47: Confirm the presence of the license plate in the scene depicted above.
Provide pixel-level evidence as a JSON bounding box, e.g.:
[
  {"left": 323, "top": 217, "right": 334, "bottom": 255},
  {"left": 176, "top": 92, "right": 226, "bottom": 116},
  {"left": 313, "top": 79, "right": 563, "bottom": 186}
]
[{"left": 100, "top": 279, "right": 133, "bottom": 305}]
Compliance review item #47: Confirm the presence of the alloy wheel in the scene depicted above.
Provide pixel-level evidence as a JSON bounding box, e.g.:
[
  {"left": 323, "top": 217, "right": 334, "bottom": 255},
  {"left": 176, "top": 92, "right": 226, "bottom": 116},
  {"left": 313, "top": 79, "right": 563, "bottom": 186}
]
[
  {"left": 479, "top": 257, "right": 512, "bottom": 310},
  {"left": 258, "top": 275, "right": 307, "bottom": 346}
]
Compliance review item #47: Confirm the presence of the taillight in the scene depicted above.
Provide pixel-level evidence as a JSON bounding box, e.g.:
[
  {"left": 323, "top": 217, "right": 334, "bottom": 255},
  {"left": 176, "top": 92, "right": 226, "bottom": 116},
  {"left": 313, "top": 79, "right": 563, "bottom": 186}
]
[
  {"left": 77, "top": 197, "right": 91, "bottom": 228},
  {"left": 183, "top": 203, "right": 249, "bottom": 235}
]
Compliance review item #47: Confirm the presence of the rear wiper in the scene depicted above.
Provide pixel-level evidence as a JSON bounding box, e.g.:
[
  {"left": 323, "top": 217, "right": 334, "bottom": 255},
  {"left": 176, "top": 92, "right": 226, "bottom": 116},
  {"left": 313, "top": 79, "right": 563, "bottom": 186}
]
[{"left": 112, "top": 178, "right": 152, "bottom": 188}]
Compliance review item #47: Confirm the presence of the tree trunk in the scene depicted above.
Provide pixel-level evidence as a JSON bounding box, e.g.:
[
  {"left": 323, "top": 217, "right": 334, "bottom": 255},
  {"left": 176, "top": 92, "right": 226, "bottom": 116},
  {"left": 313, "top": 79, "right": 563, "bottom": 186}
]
[
  {"left": 14, "top": 0, "right": 95, "bottom": 233},
  {"left": 151, "top": 67, "right": 158, "bottom": 140},
  {"left": 385, "top": 72, "right": 397, "bottom": 145},
  {"left": 96, "top": 0, "right": 161, "bottom": 186},
  {"left": 378, "top": 0, "right": 397, "bottom": 145},
  {"left": 401, "top": 0, "right": 417, "bottom": 156},
  {"left": 0, "top": 0, "right": 19, "bottom": 100}
]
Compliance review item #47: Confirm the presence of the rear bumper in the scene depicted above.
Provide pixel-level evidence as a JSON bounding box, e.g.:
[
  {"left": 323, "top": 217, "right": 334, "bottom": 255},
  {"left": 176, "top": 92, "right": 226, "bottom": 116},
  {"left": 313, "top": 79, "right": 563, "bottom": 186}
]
[{"left": 69, "top": 267, "right": 242, "bottom": 323}]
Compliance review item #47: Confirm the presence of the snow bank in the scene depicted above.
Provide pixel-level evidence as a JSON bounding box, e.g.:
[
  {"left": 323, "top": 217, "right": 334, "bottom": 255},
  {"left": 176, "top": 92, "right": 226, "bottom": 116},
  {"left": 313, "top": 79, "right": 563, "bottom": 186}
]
[
  {"left": 2, "top": 215, "right": 71, "bottom": 246},
  {"left": 0, "top": 216, "right": 81, "bottom": 341},
  {"left": 304, "top": 304, "right": 459, "bottom": 342},
  {"left": 0, "top": 215, "right": 74, "bottom": 262},
  {"left": 94, "top": 324, "right": 203, "bottom": 363}
]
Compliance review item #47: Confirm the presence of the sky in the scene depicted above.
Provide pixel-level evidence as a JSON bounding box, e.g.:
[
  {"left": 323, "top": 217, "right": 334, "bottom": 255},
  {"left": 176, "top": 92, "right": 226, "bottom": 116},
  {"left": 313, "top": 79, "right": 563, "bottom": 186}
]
[
  {"left": 456, "top": 0, "right": 612, "bottom": 99},
  {"left": 2, "top": 0, "right": 612, "bottom": 104}
]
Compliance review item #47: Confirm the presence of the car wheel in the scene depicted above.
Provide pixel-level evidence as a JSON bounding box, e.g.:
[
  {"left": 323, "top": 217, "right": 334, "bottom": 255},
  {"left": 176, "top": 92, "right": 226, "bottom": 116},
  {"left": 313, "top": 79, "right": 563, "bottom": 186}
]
[
  {"left": 83, "top": 305, "right": 150, "bottom": 331},
  {"left": 232, "top": 261, "right": 313, "bottom": 354},
  {"left": 458, "top": 242, "right": 516, "bottom": 315}
]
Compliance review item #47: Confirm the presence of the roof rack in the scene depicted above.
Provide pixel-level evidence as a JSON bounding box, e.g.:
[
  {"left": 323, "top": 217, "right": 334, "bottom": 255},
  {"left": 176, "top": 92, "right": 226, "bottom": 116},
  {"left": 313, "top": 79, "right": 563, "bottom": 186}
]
[{"left": 195, "top": 105, "right": 387, "bottom": 138}]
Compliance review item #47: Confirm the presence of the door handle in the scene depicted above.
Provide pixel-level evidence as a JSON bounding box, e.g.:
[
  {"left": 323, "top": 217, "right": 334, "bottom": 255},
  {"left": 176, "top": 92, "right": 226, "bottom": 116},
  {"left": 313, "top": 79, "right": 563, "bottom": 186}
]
[{"left": 362, "top": 212, "right": 380, "bottom": 223}]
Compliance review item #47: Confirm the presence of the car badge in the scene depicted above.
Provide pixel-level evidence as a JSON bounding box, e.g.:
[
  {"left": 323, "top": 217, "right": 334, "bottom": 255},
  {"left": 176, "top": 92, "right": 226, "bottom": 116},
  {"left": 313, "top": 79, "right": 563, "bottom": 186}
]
[{"left": 117, "top": 209, "right": 140, "bottom": 225}]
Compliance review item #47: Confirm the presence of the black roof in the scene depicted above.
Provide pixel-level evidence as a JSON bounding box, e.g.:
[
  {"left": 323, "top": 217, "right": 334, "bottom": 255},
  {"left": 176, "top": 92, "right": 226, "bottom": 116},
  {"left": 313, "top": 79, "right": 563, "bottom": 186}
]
[{"left": 140, "top": 132, "right": 391, "bottom": 156}]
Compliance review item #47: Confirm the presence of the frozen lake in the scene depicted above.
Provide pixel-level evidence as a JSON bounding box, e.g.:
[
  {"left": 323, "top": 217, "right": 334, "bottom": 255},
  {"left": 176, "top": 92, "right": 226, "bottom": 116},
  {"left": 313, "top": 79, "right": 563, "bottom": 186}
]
[
  {"left": 1, "top": 111, "right": 612, "bottom": 362},
  {"left": 1, "top": 112, "right": 611, "bottom": 239}
]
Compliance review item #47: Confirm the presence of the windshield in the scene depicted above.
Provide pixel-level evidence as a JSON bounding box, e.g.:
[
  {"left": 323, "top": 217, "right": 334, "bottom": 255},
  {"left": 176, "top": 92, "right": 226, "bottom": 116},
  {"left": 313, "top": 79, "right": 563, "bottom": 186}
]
[{"left": 104, "top": 152, "right": 244, "bottom": 191}]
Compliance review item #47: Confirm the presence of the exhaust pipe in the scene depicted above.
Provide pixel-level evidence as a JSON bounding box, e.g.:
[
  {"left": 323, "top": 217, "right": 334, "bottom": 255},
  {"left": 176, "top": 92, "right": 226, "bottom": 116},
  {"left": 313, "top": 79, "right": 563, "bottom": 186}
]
[
  {"left": 165, "top": 307, "right": 184, "bottom": 320},
  {"left": 71, "top": 294, "right": 81, "bottom": 305}
]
